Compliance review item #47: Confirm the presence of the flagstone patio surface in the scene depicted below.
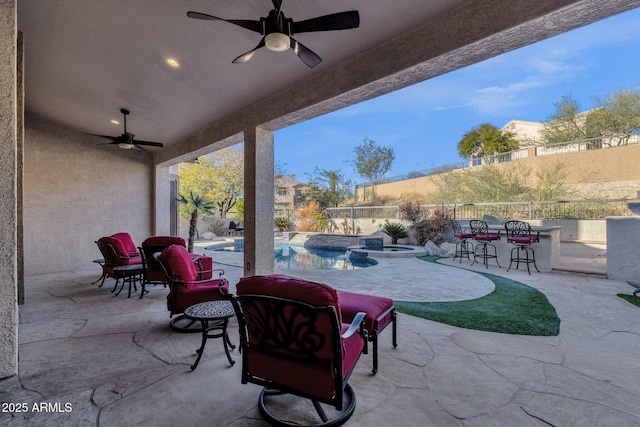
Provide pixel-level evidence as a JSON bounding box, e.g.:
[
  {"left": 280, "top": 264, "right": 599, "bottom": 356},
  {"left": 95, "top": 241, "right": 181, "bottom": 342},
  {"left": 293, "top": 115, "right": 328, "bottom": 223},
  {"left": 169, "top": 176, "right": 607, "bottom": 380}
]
[{"left": 1, "top": 246, "right": 639, "bottom": 426}]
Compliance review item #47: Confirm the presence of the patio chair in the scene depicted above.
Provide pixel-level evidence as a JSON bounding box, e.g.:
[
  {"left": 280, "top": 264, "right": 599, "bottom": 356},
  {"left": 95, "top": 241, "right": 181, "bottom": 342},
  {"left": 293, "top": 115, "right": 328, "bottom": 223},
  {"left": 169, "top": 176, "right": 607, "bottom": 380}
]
[
  {"left": 504, "top": 220, "right": 540, "bottom": 274},
  {"left": 336, "top": 290, "right": 396, "bottom": 374},
  {"left": 111, "top": 232, "right": 140, "bottom": 257},
  {"left": 227, "top": 220, "right": 243, "bottom": 236},
  {"left": 157, "top": 244, "right": 228, "bottom": 332},
  {"left": 469, "top": 220, "right": 501, "bottom": 268},
  {"left": 231, "top": 274, "right": 367, "bottom": 427},
  {"left": 452, "top": 220, "right": 474, "bottom": 263},
  {"left": 95, "top": 236, "right": 143, "bottom": 294},
  {"left": 138, "top": 236, "right": 216, "bottom": 299}
]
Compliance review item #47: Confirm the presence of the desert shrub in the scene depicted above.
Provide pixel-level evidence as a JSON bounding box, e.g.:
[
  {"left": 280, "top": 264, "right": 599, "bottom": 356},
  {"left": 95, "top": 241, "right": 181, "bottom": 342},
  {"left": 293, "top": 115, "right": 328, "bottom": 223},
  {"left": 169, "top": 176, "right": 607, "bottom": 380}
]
[
  {"left": 275, "top": 217, "right": 291, "bottom": 231},
  {"left": 296, "top": 201, "right": 328, "bottom": 232},
  {"left": 206, "top": 216, "right": 226, "bottom": 236},
  {"left": 399, "top": 200, "right": 451, "bottom": 245}
]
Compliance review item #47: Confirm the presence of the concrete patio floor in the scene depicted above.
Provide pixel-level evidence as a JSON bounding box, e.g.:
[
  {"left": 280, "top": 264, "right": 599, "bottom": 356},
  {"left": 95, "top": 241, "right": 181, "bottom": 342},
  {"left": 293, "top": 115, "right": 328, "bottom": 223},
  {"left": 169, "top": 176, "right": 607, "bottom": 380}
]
[{"left": 2, "top": 247, "right": 639, "bottom": 426}]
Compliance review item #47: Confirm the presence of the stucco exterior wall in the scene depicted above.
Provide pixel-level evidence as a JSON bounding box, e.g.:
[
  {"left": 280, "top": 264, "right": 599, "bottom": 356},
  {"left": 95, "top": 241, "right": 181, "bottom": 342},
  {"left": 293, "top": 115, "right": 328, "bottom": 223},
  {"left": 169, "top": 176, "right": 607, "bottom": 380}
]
[
  {"left": 358, "top": 144, "right": 640, "bottom": 201},
  {"left": 23, "top": 114, "right": 154, "bottom": 275},
  {"left": 0, "top": 0, "right": 18, "bottom": 379}
]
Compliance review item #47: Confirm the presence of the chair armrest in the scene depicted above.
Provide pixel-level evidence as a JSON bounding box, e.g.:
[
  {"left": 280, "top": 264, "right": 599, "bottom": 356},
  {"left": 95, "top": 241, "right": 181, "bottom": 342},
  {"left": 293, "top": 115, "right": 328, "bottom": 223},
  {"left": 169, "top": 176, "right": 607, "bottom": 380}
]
[
  {"left": 341, "top": 311, "right": 366, "bottom": 339},
  {"left": 193, "top": 268, "right": 225, "bottom": 279}
]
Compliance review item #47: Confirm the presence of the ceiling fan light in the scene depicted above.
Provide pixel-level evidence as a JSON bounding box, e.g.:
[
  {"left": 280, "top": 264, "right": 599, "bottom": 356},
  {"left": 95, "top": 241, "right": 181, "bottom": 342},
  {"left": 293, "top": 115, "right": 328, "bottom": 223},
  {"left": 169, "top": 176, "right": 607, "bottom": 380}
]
[
  {"left": 119, "top": 142, "right": 133, "bottom": 149},
  {"left": 265, "top": 32, "right": 290, "bottom": 52}
]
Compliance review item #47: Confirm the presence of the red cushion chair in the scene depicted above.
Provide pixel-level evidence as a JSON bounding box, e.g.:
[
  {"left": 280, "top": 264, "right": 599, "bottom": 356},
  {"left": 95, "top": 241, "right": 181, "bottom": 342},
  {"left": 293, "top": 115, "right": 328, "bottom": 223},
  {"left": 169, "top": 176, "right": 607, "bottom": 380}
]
[
  {"left": 470, "top": 219, "right": 502, "bottom": 269},
  {"left": 337, "top": 290, "right": 397, "bottom": 374},
  {"left": 95, "top": 236, "right": 142, "bottom": 290},
  {"left": 138, "top": 236, "right": 216, "bottom": 299},
  {"left": 157, "top": 244, "right": 229, "bottom": 332},
  {"left": 232, "top": 275, "right": 367, "bottom": 427},
  {"left": 111, "top": 232, "right": 140, "bottom": 257}
]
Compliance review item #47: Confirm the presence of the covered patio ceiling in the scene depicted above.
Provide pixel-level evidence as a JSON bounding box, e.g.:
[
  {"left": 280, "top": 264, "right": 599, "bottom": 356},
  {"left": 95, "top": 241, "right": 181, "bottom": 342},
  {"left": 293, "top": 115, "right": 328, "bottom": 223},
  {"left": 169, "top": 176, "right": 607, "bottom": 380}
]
[{"left": 17, "top": 0, "right": 640, "bottom": 163}]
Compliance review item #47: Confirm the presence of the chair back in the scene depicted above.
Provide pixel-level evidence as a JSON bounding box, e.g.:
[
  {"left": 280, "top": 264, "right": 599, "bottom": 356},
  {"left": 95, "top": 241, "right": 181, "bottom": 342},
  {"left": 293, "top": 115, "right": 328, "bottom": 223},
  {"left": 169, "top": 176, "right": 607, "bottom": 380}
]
[
  {"left": 96, "top": 238, "right": 120, "bottom": 268},
  {"left": 232, "top": 275, "right": 363, "bottom": 410},
  {"left": 469, "top": 220, "right": 489, "bottom": 235},
  {"left": 504, "top": 220, "right": 538, "bottom": 244},
  {"left": 111, "top": 232, "right": 138, "bottom": 257},
  {"left": 97, "top": 236, "right": 141, "bottom": 266},
  {"left": 140, "top": 236, "right": 187, "bottom": 282},
  {"left": 157, "top": 244, "right": 229, "bottom": 314}
]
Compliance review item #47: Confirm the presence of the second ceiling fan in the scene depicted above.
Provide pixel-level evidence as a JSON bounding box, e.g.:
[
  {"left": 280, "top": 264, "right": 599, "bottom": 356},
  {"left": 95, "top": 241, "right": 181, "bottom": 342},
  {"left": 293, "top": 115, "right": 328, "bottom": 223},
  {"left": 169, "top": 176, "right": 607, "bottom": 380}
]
[{"left": 187, "top": 0, "right": 360, "bottom": 68}]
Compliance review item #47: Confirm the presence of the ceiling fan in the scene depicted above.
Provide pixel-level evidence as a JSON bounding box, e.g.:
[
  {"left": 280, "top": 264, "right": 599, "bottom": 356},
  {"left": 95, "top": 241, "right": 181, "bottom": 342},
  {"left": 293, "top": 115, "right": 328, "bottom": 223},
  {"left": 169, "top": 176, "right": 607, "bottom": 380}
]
[
  {"left": 90, "top": 109, "right": 163, "bottom": 151},
  {"left": 187, "top": 0, "right": 360, "bottom": 68}
]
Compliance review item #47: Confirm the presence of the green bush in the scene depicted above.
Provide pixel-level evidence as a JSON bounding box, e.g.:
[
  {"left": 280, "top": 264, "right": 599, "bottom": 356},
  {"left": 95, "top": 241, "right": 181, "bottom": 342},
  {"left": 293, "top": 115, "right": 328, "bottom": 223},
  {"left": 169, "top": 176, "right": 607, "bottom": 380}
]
[{"left": 382, "top": 222, "right": 408, "bottom": 244}]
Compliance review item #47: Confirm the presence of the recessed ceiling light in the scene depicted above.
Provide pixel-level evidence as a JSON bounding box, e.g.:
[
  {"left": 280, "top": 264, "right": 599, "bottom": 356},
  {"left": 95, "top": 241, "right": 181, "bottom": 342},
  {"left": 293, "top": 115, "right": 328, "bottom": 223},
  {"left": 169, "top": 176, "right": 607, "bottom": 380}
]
[
  {"left": 111, "top": 119, "right": 120, "bottom": 125},
  {"left": 166, "top": 58, "right": 180, "bottom": 68}
]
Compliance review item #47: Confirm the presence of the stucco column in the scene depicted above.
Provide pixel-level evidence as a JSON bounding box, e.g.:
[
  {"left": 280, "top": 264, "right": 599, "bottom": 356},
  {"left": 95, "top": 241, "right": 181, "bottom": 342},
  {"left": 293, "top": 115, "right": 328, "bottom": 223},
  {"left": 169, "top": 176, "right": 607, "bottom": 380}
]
[
  {"left": 0, "top": 0, "right": 19, "bottom": 378},
  {"left": 154, "top": 165, "right": 171, "bottom": 236},
  {"left": 244, "top": 127, "right": 274, "bottom": 276}
]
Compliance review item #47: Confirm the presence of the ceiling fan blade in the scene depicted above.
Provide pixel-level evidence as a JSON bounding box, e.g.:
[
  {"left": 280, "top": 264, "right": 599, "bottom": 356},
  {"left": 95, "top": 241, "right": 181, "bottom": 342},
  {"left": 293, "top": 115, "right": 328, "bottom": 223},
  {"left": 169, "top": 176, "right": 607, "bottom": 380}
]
[
  {"left": 187, "top": 11, "right": 262, "bottom": 33},
  {"left": 232, "top": 38, "right": 266, "bottom": 64},
  {"left": 133, "top": 140, "right": 164, "bottom": 148},
  {"left": 132, "top": 144, "right": 146, "bottom": 152},
  {"left": 292, "top": 11, "right": 360, "bottom": 34},
  {"left": 290, "top": 37, "right": 322, "bottom": 68}
]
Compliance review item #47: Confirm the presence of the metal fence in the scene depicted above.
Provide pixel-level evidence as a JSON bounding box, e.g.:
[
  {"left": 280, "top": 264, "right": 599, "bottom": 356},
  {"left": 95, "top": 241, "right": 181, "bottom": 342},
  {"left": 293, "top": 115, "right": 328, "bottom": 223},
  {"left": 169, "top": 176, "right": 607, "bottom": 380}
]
[{"left": 324, "top": 199, "right": 633, "bottom": 221}]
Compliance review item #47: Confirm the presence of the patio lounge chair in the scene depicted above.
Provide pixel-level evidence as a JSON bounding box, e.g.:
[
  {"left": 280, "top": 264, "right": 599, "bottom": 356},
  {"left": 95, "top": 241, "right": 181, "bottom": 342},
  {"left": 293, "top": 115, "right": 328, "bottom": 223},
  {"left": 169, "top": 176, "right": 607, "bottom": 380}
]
[
  {"left": 157, "top": 244, "right": 228, "bottom": 332},
  {"left": 138, "top": 236, "right": 216, "bottom": 299},
  {"left": 231, "top": 274, "right": 367, "bottom": 427}
]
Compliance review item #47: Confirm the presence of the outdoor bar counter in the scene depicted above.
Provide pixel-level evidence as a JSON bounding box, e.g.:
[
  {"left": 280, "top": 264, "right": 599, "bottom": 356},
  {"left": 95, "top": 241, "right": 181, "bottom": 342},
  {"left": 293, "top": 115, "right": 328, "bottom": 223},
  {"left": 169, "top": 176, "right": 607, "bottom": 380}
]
[{"left": 457, "top": 221, "right": 561, "bottom": 273}]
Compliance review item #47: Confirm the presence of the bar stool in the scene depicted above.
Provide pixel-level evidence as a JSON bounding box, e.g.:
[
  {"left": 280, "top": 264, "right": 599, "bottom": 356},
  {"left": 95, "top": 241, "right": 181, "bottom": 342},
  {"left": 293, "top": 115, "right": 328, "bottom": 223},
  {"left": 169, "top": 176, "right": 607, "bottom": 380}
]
[
  {"left": 504, "top": 220, "right": 540, "bottom": 274},
  {"left": 452, "top": 220, "right": 474, "bottom": 263},
  {"left": 470, "top": 220, "right": 501, "bottom": 268}
]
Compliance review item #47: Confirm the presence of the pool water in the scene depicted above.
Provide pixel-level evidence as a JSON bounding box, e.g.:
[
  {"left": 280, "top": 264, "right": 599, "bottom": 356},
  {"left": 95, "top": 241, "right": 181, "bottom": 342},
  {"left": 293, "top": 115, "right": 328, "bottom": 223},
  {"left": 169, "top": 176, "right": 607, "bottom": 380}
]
[{"left": 214, "top": 243, "right": 376, "bottom": 270}]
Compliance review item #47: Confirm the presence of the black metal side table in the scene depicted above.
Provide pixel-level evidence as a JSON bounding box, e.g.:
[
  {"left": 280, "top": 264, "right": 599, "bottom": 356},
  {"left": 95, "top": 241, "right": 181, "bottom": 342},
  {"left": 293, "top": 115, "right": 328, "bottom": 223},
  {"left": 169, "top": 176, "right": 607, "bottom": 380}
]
[
  {"left": 184, "top": 300, "right": 236, "bottom": 370},
  {"left": 112, "top": 264, "right": 143, "bottom": 298}
]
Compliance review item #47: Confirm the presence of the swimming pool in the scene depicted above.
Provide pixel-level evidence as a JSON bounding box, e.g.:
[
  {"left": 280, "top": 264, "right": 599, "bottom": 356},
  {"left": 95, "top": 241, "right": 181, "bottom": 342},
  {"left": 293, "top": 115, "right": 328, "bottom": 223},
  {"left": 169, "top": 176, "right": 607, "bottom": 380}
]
[{"left": 213, "top": 243, "right": 377, "bottom": 270}]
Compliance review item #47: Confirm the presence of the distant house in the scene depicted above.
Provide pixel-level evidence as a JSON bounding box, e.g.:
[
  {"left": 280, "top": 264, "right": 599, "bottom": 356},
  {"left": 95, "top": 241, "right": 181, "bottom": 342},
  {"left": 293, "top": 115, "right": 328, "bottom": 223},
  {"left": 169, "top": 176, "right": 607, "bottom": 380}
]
[
  {"left": 500, "top": 119, "right": 544, "bottom": 145},
  {"left": 275, "top": 174, "right": 312, "bottom": 210}
]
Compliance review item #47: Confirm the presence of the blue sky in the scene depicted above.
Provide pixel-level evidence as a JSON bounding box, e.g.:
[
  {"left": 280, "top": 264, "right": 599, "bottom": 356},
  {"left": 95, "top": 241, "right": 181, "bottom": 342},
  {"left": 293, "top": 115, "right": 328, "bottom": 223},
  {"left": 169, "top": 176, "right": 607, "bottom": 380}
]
[{"left": 274, "top": 8, "right": 640, "bottom": 185}]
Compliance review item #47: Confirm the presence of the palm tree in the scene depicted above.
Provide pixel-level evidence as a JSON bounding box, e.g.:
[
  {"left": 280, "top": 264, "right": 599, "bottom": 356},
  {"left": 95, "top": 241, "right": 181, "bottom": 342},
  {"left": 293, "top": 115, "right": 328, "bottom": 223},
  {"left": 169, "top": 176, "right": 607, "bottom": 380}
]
[
  {"left": 382, "top": 222, "right": 408, "bottom": 245},
  {"left": 179, "top": 191, "right": 215, "bottom": 253}
]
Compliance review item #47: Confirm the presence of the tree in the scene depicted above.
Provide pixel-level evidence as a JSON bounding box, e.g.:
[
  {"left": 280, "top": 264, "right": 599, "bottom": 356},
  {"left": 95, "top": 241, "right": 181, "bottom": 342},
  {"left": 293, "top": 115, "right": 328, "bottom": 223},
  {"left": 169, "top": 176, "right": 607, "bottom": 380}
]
[
  {"left": 352, "top": 137, "right": 395, "bottom": 192},
  {"left": 297, "top": 168, "right": 353, "bottom": 208},
  {"left": 585, "top": 89, "right": 640, "bottom": 145},
  {"left": 179, "top": 191, "right": 215, "bottom": 253},
  {"left": 178, "top": 145, "right": 243, "bottom": 217},
  {"left": 540, "top": 94, "right": 588, "bottom": 144},
  {"left": 457, "top": 123, "right": 519, "bottom": 159}
]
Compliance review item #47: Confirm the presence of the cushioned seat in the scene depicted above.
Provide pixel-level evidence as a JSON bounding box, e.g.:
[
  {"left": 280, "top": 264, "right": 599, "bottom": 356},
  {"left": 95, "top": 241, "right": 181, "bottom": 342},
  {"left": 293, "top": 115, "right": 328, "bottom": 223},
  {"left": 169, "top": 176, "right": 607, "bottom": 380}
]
[
  {"left": 504, "top": 220, "right": 540, "bottom": 274},
  {"left": 337, "top": 290, "right": 397, "bottom": 374},
  {"left": 138, "top": 236, "right": 215, "bottom": 299},
  {"left": 452, "top": 220, "right": 474, "bottom": 263},
  {"left": 470, "top": 219, "right": 501, "bottom": 268},
  {"left": 157, "top": 244, "right": 228, "bottom": 332},
  {"left": 232, "top": 274, "right": 367, "bottom": 427},
  {"left": 95, "top": 236, "right": 142, "bottom": 293}
]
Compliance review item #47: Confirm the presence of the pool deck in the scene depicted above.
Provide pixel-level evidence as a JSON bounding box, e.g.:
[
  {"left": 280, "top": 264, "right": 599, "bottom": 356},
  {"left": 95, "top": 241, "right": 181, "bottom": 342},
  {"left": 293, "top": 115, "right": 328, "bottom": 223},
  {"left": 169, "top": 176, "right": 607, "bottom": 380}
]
[{"left": 3, "top": 241, "right": 639, "bottom": 426}]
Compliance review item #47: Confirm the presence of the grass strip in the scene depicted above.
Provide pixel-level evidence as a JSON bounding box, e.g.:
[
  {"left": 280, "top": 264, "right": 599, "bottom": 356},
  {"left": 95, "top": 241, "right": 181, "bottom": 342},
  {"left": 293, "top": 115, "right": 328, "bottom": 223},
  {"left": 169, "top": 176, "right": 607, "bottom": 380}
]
[
  {"left": 617, "top": 293, "right": 640, "bottom": 308},
  {"left": 394, "top": 256, "right": 560, "bottom": 336}
]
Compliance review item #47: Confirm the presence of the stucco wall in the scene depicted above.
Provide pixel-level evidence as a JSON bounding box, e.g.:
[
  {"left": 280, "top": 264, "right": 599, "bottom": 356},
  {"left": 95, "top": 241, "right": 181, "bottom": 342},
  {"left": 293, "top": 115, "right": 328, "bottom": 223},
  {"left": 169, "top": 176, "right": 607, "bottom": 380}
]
[
  {"left": 23, "top": 113, "right": 154, "bottom": 275},
  {"left": 358, "top": 144, "right": 640, "bottom": 201}
]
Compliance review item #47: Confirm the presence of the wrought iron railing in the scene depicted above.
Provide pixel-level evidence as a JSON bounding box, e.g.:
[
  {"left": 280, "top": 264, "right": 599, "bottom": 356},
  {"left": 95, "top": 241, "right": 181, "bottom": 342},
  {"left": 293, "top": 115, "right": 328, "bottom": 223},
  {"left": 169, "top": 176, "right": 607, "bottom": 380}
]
[{"left": 325, "top": 199, "right": 633, "bottom": 221}]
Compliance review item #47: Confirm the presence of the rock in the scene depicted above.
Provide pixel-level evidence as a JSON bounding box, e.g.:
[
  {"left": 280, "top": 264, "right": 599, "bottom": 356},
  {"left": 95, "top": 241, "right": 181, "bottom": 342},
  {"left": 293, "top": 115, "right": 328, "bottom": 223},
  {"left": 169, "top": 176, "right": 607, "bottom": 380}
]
[
  {"left": 439, "top": 242, "right": 457, "bottom": 257},
  {"left": 423, "top": 241, "right": 441, "bottom": 256},
  {"left": 201, "top": 232, "right": 216, "bottom": 240}
]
